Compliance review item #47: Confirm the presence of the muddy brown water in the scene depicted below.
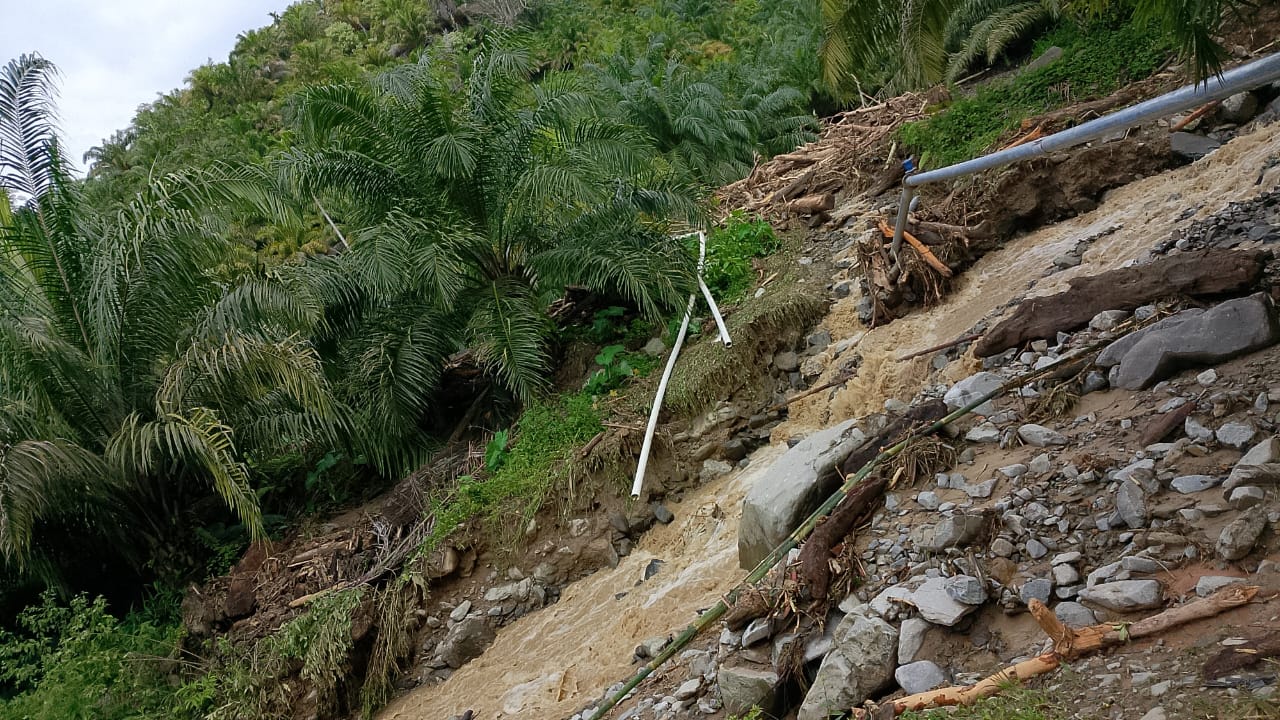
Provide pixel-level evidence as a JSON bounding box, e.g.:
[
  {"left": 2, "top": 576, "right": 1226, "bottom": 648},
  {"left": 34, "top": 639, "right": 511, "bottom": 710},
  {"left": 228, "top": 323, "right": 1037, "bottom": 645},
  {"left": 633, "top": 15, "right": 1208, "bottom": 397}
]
[{"left": 380, "top": 122, "right": 1280, "bottom": 720}]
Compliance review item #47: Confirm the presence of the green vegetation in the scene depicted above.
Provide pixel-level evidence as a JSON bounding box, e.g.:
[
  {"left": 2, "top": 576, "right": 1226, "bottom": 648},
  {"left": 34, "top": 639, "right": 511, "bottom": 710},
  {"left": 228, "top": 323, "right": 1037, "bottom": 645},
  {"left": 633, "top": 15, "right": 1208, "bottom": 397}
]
[
  {"left": 898, "top": 19, "right": 1171, "bottom": 166},
  {"left": 702, "top": 212, "right": 783, "bottom": 300}
]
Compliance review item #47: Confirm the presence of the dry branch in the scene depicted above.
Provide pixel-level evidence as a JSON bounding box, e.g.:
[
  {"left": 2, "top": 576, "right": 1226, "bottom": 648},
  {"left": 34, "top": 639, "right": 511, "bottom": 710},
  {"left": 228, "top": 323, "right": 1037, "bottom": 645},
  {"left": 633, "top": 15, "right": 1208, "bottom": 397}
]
[{"left": 878, "top": 219, "right": 953, "bottom": 278}]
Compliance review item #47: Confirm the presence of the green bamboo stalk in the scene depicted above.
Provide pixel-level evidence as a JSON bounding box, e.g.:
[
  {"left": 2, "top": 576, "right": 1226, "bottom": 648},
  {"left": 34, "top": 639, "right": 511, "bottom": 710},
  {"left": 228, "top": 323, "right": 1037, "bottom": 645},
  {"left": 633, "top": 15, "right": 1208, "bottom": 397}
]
[{"left": 585, "top": 341, "right": 1113, "bottom": 720}]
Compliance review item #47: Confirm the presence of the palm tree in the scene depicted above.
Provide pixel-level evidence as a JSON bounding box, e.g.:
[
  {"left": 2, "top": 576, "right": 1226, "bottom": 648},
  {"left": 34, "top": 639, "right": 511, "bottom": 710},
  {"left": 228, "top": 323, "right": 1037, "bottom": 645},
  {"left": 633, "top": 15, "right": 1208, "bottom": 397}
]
[
  {"left": 591, "top": 45, "right": 818, "bottom": 187},
  {"left": 0, "top": 54, "right": 339, "bottom": 586},
  {"left": 275, "top": 41, "right": 697, "bottom": 475}
]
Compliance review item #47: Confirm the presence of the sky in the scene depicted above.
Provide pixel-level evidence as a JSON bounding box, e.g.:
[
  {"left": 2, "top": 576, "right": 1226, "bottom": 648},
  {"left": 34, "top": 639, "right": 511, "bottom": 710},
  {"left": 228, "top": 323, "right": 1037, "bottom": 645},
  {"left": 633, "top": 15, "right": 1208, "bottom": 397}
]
[{"left": 1, "top": 0, "right": 292, "bottom": 173}]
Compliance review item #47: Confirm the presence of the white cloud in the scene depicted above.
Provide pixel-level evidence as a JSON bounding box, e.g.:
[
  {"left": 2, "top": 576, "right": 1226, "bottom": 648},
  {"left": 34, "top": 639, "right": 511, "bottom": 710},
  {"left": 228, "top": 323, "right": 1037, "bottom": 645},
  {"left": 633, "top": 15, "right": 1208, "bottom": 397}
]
[{"left": 0, "top": 0, "right": 292, "bottom": 172}]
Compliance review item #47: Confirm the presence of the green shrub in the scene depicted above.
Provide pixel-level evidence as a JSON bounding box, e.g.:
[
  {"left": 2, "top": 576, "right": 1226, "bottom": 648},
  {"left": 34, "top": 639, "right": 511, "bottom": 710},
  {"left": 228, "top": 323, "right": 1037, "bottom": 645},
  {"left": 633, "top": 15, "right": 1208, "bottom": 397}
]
[
  {"left": 0, "top": 592, "right": 183, "bottom": 720},
  {"left": 702, "top": 212, "right": 783, "bottom": 300},
  {"left": 898, "top": 18, "right": 1171, "bottom": 167}
]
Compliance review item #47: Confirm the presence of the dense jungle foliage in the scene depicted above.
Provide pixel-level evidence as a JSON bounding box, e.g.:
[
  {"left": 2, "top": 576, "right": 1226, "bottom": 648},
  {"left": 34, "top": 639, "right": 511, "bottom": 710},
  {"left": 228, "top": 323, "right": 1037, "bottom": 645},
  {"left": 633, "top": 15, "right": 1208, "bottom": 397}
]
[{"left": 0, "top": 0, "right": 1254, "bottom": 715}]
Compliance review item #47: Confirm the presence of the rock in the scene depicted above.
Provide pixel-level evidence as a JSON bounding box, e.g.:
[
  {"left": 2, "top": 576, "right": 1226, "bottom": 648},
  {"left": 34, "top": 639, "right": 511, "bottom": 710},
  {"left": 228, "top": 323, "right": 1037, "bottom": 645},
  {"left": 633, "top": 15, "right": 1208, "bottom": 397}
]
[
  {"left": 1171, "top": 475, "right": 1219, "bottom": 493},
  {"left": 1196, "top": 368, "right": 1218, "bottom": 386},
  {"left": 1053, "top": 564, "right": 1080, "bottom": 586},
  {"left": 1078, "top": 580, "right": 1163, "bottom": 611},
  {"left": 721, "top": 439, "right": 749, "bottom": 463},
  {"left": 964, "top": 479, "right": 997, "bottom": 498},
  {"left": 1217, "top": 422, "right": 1257, "bottom": 450},
  {"left": 798, "top": 608, "right": 898, "bottom": 720},
  {"left": 738, "top": 419, "right": 866, "bottom": 568},
  {"left": 1196, "top": 575, "right": 1244, "bottom": 596},
  {"left": 911, "top": 577, "right": 978, "bottom": 626},
  {"left": 895, "top": 661, "right": 948, "bottom": 694},
  {"left": 1170, "top": 132, "right": 1222, "bottom": 159},
  {"left": 718, "top": 664, "right": 780, "bottom": 716},
  {"left": 1018, "top": 423, "right": 1068, "bottom": 447},
  {"left": 1083, "top": 371, "right": 1109, "bottom": 394},
  {"left": 944, "top": 372, "right": 1006, "bottom": 416},
  {"left": 916, "top": 491, "right": 942, "bottom": 510},
  {"left": 1026, "top": 538, "right": 1048, "bottom": 559},
  {"left": 742, "top": 617, "right": 772, "bottom": 647},
  {"left": 1115, "top": 480, "right": 1149, "bottom": 529},
  {"left": 999, "top": 463, "right": 1028, "bottom": 478},
  {"left": 1229, "top": 486, "right": 1265, "bottom": 509},
  {"left": 450, "top": 600, "right": 472, "bottom": 622},
  {"left": 1109, "top": 294, "right": 1280, "bottom": 390},
  {"left": 1052, "top": 551, "right": 1082, "bottom": 565},
  {"left": 773, "top": 351, "right": 799, "bottom": 372},
  {"left": 1024, "top": 46, "right": 1063, "bottom": 73},
  {"left": 1029, "top": 453, "right": 1052, "bottom": 476},
  {"left": 485, "top": 578, "right": 533, "bottom": 603},
  {"left": 674, "top": 678, "right": 702, "bottom": 701},
  {"left": 701, "top": 459, "right": 733, "bottom": 482},
  {"left": 1217, "top": 507, "right": 1268, "bottom": 560},
  {"left": 991, "top": 538, "right": 1015, "bottom": 557},
  {"left": 1090, "top": 309, "right": 1129, "bottom": 331},
  {"left": 652, "top": 503, "right": 675, "bottom": 524},
  {"left": 1226, "top": 437, "right": 1280, "bottom": 490},
  {"left": 1054, "top": 601, "right": 1097, "bottom": 627},
  {"left": 1139, "top": 707, "right": 1168, "bottom": 720},
  {"left": 1185, "top": 416, "right": 1215, "bottom": 443},
  {"left": 437, "top": 617, "right": 495, "bottom": 668},
  {"left": 965, "top": 422, "right": 1001, "bottom": 443},
  {"left": 642, "top": 337, "right": 667, "bottom": 356},
  {"left": 897, "top": 617, "right": 930, "bottom": 664},
  {"left": 917, "top": 513, "right": 985, "bottom": 552},
  {"left": 1020, "top": 578, "right": 1053, "bottom": 606},
  {"left": 1220, "top": 91, "right": 1259, "bottom": 123},
  {"left": 944, "top": 575, "right": 987, "bottom": 605}
]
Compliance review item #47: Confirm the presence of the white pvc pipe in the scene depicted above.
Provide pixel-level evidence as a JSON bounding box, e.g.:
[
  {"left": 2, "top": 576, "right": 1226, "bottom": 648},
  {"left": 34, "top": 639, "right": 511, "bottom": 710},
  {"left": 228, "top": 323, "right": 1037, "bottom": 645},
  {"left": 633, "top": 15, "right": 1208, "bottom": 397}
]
[
  {"left": 696, "top": 232, "right": 733, "bottom": 347},
  {"left": 630, "top": 292, "right": 696, "bottom": 498}
]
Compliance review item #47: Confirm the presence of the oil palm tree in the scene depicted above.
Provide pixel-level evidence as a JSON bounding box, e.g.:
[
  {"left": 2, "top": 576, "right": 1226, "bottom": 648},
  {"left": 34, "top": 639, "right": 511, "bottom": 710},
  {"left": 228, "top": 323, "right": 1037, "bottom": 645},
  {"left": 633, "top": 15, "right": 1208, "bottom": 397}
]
[
  {"left": 275, "top": 41, "right": 697, "bottom": 475},
  {"left": 0, "top": 54, "right": 339, "bottom": 585}
]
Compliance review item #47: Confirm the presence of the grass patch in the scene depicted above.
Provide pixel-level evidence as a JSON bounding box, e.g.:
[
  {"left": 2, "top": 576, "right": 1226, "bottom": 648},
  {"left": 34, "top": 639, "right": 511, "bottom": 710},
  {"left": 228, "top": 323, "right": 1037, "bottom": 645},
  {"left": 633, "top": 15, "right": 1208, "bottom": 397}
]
[
  {"left": 666, "top": 278, "right": 826, "bottom": 416},
  {"left": 901, "top": 687, "right": 1060, "bottom": 720},
  {"left": 898, "top": 19, "right": 1172, "bottom": 167}
]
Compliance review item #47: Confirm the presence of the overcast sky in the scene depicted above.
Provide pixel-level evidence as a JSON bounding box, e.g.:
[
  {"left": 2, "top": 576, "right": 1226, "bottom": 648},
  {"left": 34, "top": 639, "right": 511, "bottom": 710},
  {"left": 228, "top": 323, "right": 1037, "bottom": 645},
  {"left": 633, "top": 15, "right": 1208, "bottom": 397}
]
[{"left": 1, "top": 0, "right": 292, "bottom": 173}]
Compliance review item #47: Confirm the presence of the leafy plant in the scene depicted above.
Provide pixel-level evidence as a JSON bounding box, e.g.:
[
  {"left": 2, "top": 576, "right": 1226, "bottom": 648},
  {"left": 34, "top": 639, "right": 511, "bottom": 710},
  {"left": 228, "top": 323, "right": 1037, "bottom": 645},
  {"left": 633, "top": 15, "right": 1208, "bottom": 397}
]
[
  {"left": 702, "top": 211, "right": 782, "bottom": 300},
  {"left": 584, "top": 343, "right": 640, "bottom": 395},
  {"left": 485, "top": 430, "right": 511, "bottom": 471}
]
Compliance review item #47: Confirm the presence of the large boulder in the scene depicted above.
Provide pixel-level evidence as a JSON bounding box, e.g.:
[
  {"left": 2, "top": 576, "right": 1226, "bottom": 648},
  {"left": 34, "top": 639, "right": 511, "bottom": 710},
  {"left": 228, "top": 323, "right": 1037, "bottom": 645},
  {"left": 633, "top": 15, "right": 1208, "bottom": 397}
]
[
  {"left": 738, "top": 419, "right": 865, "bottom": 568},
  {"left": 798, "top": 605, "right": 898, "bottom": 720},
  {"left": 1104, "top": 294, "right": 1279, "bottom": 390},
  {"left": 718, "top": 663, "right": 781, "bottom": 716},
  {"left": 943, "top": 372, "right": 1005, "bottom": 416},
  {"left": 437, "top": 617, "right": 496, "bottom": 669}
]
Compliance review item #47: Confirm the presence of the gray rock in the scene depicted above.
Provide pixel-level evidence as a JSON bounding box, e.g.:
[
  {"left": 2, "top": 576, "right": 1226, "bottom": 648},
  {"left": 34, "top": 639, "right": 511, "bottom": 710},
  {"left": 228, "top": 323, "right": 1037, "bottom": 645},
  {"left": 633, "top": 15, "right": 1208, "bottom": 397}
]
[
  {"left": 773, "top": 351, "right": 799, "bottom": 372},
  {"left": 965, "top": 422, "right": 1001, "bottom": 443},
  {"left": 916, "top": 491, "right": 941, "bottom": 510},
  {"left": 964, "top": 478, "right": 997, "bottom": 498},
  {"left": 944, "top": 372, "right": 1006, "bottom": 416},
  {"left": 1108, "top": 295, "right": 1280, "bottom": 390},
  {"left": 742, "top": 617, "right": 773, "bottom": 647},
  {"left": 1054, "top": 601, "right": 1097, "bottom": 627},
  {"left": 1115, "top": 480, "right": 1149, "bottom": 529},
  {"left": 1053, "top": 551, "right": 1082, "bottom": 565},
  {"left": 1217, "top": 422, "right": 1257, "bottom": 450},
  {"left": 999, "top": 464, "right": 1029, "bottom": 478},
  {"left": 917, "top": 513, "right": 984, "bottom": 552},
  {"left": 1229, "top": 486, "right": 1265, "bottom": 509},
  {"left": 701, "top": 459, "right": 733, "bottom": 482},
  {"left": 897, "top": 617, "right": 930, "bottom": 664},
  {"left": 721, "top": 439, "right": 748, "bottom": 462},
  {"left": 1098, "top": 311, "right": 1205, "bottom": 368},
  {"left": 1171, "top": 475, "right": 1219, "bottom": 493},
  {"left": 437, "top": 617, "right": 496, "bottom": 668},
  {"left": 1226, "top": 437, "right": 1280, "bottom": 490},
  {"left": 652, "top": 503, "right": 675, "bottom": 524},
  {"left": 1196, "top": 575, "right": 1245, "bottom": 596},
  {"left": 1185, "top": 417, "right": 1215, "bottom": 443},
  {"left": 807, "top": 330, "right": 832, "bottom": 352},
  {"left": 1026, "top": 538, "right": 1048, "bottom": 559},
  {"left": 718, "top": 664, "right": 780, "bottom": 716},
  {"left": 1217, "top": 507, "right": 1268, "bottom": 560},
  {"left": 1029, "top": 453, "right": 1053, "bottom": 476},
  {"left": 642, "top": 337, "right": 667, "bottom": 356},
  {"left": 674, "top": 678, "right": 702, "bottom": 701},
  {"left": 1020, "top": 578, "right": 1053, "bottom": 606},
  {"left": 797, "top": 608, "right": 898, "bottom": 720},
  {"left": 1024, "top": 46, "right": 1063, "bottom": 73},
  {"left": 1053, "top": 564, "right": 1081, "bottom": 586},
  {"left": 991, "top": 538, "right": 1016, "bottom": 557},
  {"left": 911, "top": 577, "right": 978, "bottom": 626},
  {"left": 944, "top": 575, "right": 987, "bottom": 605},
  {"left": 1078, "top": 580, "right": 1163, "bottom": 611},
  {"left": 1197, "top": 368, "right": 1219, "bottom": 386},
  {"left": 739, "top": 420, "right": 866, "bottom": 568},
  {"left": 1170, "top": 132, "right": 1222, "bottom": 159},
  {"left": 1090, "top": 309, "right": 1129, "bottom": 331},
  {"left": 1018, "top": 423, "right": 1068, "bottom": 447},
  {"left": 485, "top": 578, "right": 534, "bottom": 603},
  {"left": 1139, "top": 707, "right": 1168, "bottom": 720},
  {"left": 895, "top": 661, "right": 948, "bottom": 694},
  {"left": 1083, "top": 371, "right": 1109, "bottom": 394},
  {"left": 1220, "top": 91, "right": 1259, "bottom": 123},
  {"left": 449, "top": 600, "right": 472, "bottom": 622}
]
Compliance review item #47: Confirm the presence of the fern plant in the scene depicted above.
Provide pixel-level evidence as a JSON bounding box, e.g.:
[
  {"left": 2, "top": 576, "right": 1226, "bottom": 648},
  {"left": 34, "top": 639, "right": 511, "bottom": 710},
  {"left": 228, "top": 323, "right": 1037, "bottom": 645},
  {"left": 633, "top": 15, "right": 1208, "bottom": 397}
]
[{"left": 945, "top": 0, "right": 1061, "bottom": 81}]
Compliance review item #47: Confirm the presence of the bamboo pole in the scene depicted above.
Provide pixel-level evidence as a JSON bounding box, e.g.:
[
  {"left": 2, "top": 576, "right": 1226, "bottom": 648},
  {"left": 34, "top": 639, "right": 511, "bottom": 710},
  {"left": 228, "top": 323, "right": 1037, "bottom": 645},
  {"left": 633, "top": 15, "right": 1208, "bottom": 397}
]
[{"left": 585, "top": 338, "right": 1113, "bottom": 720}]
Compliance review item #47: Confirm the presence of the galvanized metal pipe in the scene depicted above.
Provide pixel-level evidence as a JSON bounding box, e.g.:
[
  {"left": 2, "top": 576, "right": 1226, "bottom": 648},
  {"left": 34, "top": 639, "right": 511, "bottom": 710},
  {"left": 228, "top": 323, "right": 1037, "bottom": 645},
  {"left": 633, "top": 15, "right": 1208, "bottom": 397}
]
[{"left": 891, "top": 51, "right": 1280, "bottom": 255}]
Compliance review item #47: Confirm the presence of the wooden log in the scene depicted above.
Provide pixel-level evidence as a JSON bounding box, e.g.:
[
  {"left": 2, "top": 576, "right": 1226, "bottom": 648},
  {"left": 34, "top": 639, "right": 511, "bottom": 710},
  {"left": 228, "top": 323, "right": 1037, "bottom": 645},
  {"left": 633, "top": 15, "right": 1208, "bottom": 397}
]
[
  {"left": 897, "top": 333, "right": 982, "bottom": 362},
  {"left": 788, "top": 193, "right": 835, "bottom": 214},
  {"left": 1169, "top": 100, "right": 1220, "bottom": 133},
  {"left": 763, "top": 166, "right": 818, "bottom": 205},
  {"left": 974, "top": 249, "right": 1267, "bottom": 357},
  {"left": 856, "top": 654, "right": 1061, "bottom": 718},
  {"left": 1139, "top": 403, "right": 1195, "bottom": 445},
  {"left": 877, "top": 219, "right": 953, "bottom": 278}
]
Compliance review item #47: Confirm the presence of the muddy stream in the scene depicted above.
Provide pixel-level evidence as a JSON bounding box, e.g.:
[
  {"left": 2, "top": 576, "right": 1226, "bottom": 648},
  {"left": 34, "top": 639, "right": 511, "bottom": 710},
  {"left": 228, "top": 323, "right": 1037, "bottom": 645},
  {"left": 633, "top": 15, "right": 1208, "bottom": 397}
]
[{"left": 379, "top": 122, "right": 1280, "bottom": 720}]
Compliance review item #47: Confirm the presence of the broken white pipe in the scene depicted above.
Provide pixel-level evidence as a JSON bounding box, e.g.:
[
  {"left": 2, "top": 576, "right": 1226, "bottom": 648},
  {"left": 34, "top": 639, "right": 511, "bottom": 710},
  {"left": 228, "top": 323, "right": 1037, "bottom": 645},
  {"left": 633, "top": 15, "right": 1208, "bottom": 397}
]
[{"left": 631, "top": 230, "right": 729, "bottom": 498}]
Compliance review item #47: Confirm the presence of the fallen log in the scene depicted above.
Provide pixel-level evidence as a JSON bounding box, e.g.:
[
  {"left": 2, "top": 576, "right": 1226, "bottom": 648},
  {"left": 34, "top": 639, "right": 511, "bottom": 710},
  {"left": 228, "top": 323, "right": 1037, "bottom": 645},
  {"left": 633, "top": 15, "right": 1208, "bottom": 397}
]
[
  {"left": 1203, "top": 630, "right": 1280, "bottom": 679},
  {"left": 799, "top": 401, "right": 950, "bottom": 600},
  {"left": 975, "top": 248, "right": 1267, "bottom": 357},
  {"left": 897, "top": 333, "right": 982, "bottom": 362},
  {"left": 1169, "top": 100, "right": 1220, "bottom": 133},
  {"left": 1139, "top": 402, "right": 1194, "bottom": 445},
  {"left": 877, "top": 219, "right": 954, "bottom": 278},
  {"left": 788, "top": 193, "right": 835, "bottom": 214},
  {"left": 855, "top": 585, "right": 1261, "bottom": 718}
]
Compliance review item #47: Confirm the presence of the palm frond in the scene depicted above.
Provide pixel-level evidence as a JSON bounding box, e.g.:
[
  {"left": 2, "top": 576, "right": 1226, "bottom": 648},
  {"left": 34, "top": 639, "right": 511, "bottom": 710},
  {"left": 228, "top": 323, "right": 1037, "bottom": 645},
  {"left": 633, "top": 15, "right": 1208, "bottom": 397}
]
[
  {"left": 0, "top": 54, "right": 65, "bottom": 199},
  {"left": 0, "top": 439, "right": 111, "bottom": 566}
]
